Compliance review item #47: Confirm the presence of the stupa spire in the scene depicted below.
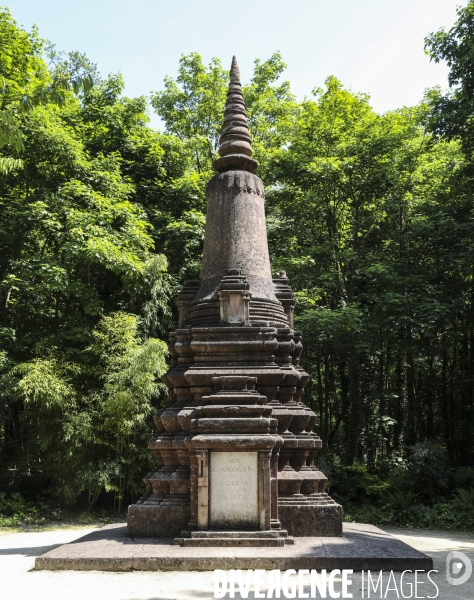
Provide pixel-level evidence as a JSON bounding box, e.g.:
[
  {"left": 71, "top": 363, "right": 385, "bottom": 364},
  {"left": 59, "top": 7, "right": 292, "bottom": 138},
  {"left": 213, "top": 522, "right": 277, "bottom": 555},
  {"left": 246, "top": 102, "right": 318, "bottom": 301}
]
[
  {"left": 213, "top": 56, "right": 258, "bottom": 173},
  {"left": 230, "top": 55, "right": 240, "bottom": 82}
]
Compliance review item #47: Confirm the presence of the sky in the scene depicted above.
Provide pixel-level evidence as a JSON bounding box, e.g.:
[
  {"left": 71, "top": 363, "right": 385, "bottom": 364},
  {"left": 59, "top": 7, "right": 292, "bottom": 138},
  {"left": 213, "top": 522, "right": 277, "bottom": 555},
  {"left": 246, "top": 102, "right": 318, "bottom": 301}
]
[{"left": 8, "top": 0, "right": 463, "bottom": 128}]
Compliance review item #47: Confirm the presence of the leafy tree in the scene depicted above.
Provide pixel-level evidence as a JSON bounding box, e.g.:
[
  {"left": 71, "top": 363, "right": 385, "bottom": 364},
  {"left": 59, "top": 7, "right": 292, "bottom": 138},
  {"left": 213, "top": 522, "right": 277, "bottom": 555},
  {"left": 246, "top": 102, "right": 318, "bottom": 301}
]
[
  {"left": 0, "top": 12, "right": 172, "bottom": 502},
  {"left": 268, "top": 76, "right": 472, "bottom": 467},
  {"left": 425, "top": 0, "right": 474, "bottom": 150},
  {"left": 0, "top": 8, "right": 93, "bottom": 173},
  {"left": 14, "top": 312, "right": 167, "bottom": 506},
  {"left": 151, "top": 53, "right": 228, "bottom": 174}
]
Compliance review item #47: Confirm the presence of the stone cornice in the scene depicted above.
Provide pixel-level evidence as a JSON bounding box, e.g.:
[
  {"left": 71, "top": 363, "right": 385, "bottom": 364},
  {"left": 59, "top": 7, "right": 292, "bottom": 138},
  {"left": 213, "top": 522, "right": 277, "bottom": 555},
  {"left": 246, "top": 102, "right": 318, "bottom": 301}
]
[{"left": 207, "top": 170, "right": 265, "bottom": 198}]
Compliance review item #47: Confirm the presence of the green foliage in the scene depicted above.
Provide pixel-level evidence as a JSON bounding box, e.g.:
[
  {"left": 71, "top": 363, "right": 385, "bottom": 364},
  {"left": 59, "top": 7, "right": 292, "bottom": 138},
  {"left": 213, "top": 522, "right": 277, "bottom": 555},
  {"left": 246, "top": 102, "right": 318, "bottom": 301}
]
[
  {"left": 385, "top": 488, "right": 417, "bottom": 514},
  {"left": 0, "top": 492, "right": 56, "bottom": 526},
  {"left": 266, "top": 70, "right": 472, "bottom": 468},
  {"left": 0, "top": 491, "right": 121, "bottom": 527},
  {"left": 151, "top": 53, "right": 227, "bottom": 174},
  {"left": 76, "top": 461, "right": 120, "bottom": 511},
  {"left": 0, "top": 10, "right": 175, "bottom": 505},
  {"left": 0, "top": 8, "right": 94, "bottom": 173},
  {"left": 424, "top": 0, "right": 474, "bottom": 148},
  {"left": 452, "top": 488, "right": 474, "bottom": 509},
  {"left": 344, "top": 500, "right": 474, "bottom": 530},
  {"left": 89, "top": 312, "right": 168, "bottom": 447},
  {"left": 10, "top": 313, "right": 168, "bottom": 507},
  {"left": 407, "top": 442, "right": 449, "bottom": 499},
  {"left": 451, "top": 467, "right": 474, "bottom": 489},
  {"left": 329, "top": 462, "right": 390, "bottom": 503}
]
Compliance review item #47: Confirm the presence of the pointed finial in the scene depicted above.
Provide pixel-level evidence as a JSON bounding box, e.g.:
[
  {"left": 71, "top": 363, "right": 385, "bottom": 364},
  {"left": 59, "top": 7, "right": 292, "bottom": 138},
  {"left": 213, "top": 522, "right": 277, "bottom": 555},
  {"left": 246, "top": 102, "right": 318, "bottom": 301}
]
[
  {"left": 230, "top": 56, "right": 240, "bottom": 83},
  {"left": 213, "top": 56, "right": 258, "bottom": 174}
]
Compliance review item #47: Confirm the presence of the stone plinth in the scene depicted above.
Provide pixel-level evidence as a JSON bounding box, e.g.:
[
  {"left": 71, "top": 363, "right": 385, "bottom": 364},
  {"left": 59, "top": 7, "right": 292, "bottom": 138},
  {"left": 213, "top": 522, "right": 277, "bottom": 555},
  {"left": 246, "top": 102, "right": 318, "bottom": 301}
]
[{"left": 35, "top": 523, "right": 433, "bottom": 572}]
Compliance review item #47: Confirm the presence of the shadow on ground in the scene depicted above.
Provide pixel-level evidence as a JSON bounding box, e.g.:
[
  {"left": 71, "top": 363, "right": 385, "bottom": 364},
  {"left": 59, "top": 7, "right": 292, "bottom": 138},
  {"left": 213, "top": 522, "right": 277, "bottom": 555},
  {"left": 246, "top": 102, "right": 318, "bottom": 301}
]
[{"left": 0, "top": 544, "right": 62, "bottom": 556}]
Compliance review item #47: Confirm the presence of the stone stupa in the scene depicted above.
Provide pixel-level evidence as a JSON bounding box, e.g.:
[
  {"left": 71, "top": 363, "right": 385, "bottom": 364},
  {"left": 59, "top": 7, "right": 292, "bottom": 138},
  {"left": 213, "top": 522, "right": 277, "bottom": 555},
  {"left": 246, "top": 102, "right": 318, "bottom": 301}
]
[{"left": 127, "top": 57, "right": 343, "bottom": 546}]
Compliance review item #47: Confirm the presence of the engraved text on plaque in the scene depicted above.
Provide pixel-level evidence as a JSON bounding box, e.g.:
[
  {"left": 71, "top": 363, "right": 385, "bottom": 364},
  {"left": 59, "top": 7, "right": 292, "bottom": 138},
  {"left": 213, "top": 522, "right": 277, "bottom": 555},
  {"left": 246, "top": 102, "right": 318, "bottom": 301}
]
[{"left": 209, "top": 451, "right": 259, "bottom": 529}]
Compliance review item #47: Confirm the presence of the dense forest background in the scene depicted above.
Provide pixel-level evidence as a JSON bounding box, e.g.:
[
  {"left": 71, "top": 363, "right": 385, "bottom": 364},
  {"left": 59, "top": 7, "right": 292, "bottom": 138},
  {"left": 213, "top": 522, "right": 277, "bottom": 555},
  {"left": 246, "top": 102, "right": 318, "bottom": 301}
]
[{"left": 0, "top": 3, "right": 473, "bottom": 525}]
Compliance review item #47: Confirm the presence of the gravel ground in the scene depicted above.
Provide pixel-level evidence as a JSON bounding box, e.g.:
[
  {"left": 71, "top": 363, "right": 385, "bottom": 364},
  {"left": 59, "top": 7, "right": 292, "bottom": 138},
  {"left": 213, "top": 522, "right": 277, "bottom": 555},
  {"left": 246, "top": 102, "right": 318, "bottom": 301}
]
[{"left": 0, "top": 525, "right": 473, "bottom": 599}]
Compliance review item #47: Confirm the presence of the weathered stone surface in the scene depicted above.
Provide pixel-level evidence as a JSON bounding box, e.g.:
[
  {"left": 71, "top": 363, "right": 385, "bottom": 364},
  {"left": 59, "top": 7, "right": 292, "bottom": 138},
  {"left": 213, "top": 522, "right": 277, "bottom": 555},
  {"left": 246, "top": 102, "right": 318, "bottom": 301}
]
[
  {"left": 35, "top": 523, "right": 433, "bottom": 572},
  {"left": 278, "top": 503, "right": 343, "bottom": 537},
  {"left": 180, "top": 538, "right": 285, "bottom": 547},
  {"left": 213, "top": 56, "right": 258, "bottom": 175},
  {"left": 174, "top": 528, "right": 291, "bottom": 547},
  {"left": 209, "top": 451, "right": 258, "bottom": 529},
  {"left": 195, "top": 172, "right": 281, "bottom": 308},
  {"left": 127, "top": 504, "right": 190, "bottom": 537}
]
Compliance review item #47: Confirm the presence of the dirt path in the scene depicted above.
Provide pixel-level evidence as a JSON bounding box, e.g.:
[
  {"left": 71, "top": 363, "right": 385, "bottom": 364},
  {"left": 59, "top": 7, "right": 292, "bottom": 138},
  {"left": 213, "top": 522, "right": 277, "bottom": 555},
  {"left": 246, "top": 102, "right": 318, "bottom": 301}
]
[{"left": 0, "top": 525, "right": 472, "bottom": 599}]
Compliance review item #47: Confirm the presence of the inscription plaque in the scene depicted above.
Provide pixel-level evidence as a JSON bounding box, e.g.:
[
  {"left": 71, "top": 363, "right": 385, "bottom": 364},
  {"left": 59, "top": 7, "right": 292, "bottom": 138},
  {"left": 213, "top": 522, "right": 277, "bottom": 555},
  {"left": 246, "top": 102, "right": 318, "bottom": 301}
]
[{"left": 209, "top": 451, "right": 259, "bottom": 529}]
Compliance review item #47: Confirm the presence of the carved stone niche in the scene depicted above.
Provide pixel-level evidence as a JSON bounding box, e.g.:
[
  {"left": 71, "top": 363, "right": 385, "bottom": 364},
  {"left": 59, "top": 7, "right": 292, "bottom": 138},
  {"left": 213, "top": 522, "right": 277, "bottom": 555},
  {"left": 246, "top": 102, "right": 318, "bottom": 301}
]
[{"left": 218, "top": 268, "right": 251, "bottom": 325}]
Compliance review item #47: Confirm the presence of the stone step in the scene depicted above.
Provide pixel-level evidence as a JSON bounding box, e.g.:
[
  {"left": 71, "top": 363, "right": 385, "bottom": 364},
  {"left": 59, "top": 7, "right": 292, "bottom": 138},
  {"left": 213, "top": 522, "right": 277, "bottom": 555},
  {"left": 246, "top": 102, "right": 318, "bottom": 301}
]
[
  {"left": 190, "top": 530, "right": 280, "bottom": 538},
  {"left": 178, "top": 537, "right": 285, "bottom": 547}
]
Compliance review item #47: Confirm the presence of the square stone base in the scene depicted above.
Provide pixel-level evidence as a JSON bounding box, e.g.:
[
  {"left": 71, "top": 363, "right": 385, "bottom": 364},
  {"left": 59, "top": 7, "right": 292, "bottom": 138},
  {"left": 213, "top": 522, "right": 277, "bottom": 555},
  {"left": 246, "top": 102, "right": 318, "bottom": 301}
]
[
  {"left": 35, "top": 522, "right": 433, "bottom": 571},
  {"left": 278, "top": 503, "right": 343, "bottom": 537},
  {"left": 127, "top": 504, "right": 190, "bottom": 537}
]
